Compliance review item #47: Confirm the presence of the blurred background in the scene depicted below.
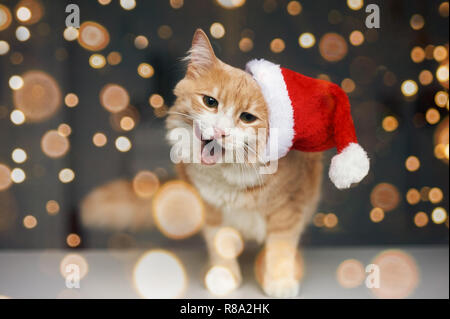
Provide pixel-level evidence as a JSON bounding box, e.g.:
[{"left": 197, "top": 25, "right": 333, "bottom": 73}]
[{"left": 0, "top": 0, "right": 448, "bottom": 299}]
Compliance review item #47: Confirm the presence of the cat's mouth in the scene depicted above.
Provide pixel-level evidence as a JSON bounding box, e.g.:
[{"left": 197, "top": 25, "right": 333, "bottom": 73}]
[
  {"left": 193, "top": 122, "right": 225, "bottom": 165},
  {"left": 200, "top": 139, "right": 225, "bottom": 165}
]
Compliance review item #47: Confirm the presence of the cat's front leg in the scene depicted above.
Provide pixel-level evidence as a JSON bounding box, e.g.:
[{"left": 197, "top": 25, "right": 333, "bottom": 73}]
[
  {"left": 260, "top": 209, "right": 304, "bottom": 298},
  {"left": 202, "top": 218, "right": 242, "bottom": 296}
]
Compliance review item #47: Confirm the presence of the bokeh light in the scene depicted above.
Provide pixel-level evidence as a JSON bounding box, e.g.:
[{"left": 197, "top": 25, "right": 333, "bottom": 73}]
[
  {"left": 66, "top": 233, "right": 81, "bottom": 248},
  {"left": 214, "top": 227, "right": 244, "bottom": 259},
  {"left": 100, "top": 84, "right": 130, "bottom": 113},
  {"left": 23, "top": 215, "right": 37, "bottom": 229},
  {"left": 406, "top": 188, "right": 421, "bottom": 205},
  {"left": 0, "top": 4, "right": 13, "bottom": 31},
  {"left": 153, "top": 180, "right": 204, "bottom": 239},
  {"left": 134, "top": 35, "right": 149, "bottom": 49},
  {"left": 0, "top": 40, "right": 9, "bottom": 55},
  {"left": 89, "top": 54, "right": 106, "bottom": 69},
  {"left": 115, "top": 136, "right": 132, "bottom": 152},
  {"left": 347, "top": 0, "right": 364, "bottom": 11},
  {"left": 59, "top": 168, "right": 75, "bottom": 184},
  {"left": 270, "top": 38, "right": 285, "bottom": 53},
  {"left": 92, "top": 132, "right": 107, "bottom": 147},
  {"left": 370, "top": 183, "right": 400, "bottom": 212},
  {"left": 78, "top": 21, "right": 110, "bottom": 51},
  {"left": 10, "top": 110, "right": 25, "bottom": 125},
  {"left": 205, "top": 265, "right": 238, "bottom": 296},
  {"left": 370, "top": 207, "right": 385, "bottom": 223},
  {"left": 414, "top": 212, "right": 429, "bottom": 227},
  {"left": 137, "top": 63, "right": 154, "bottom": 78},
  {"left": 41, "top": 130, "right": 70, "bottom": 158},
  {"left": 132, "top": 171, "right": 160, "bottom": 198},
  {"left": 370, "top": 250, "right": 419, "bottom": 299},
  {"left": 382, "top": 116, "right": 399, "bottom": 132},
  {"left": 63, "top": 27, "right": 79, "bottom": 41},
  {"left": 405, "top": 156, "right": 420, "bottom": 172},
  {"left": 133, "top": 250, "right": 187, "bottom": 298},
  {"left": 120, "top": 0, "right": 136, "bottom": 10},
  {"left": 410, "top": 14, "right": 425, "bottom": 30},
  {"left": 0, "top": 164, "right": 12, "bottom": 191},
  {"left": 149, "top": 94, "right": 164, "bottom": 108},
  {"left": 431, "top": 207, "right": 447, "bottom": 224},
  {"left": 16, "top": 26, "right": 30, "bottom": 41},
  {"left": 11, "top": 148, "right": 27, "bottom": 164},
  {"left": 60, "top": 254, "right": 89, "bottom": 280},
  {"left": 13, "top": 71, "right": 62, "bottom": 123},
  {"left": 64, "top": 93, "right": 79, "bottom": 108},
  {"left": 239, "top": 37, "right": 253, "bottom": 52},
  {"left": 319, "top": 33, "right": 348, "bottom": 62},
  {"left": 46, "top": 200, "right": 60, "bottom": 215},
  {"left": 411, "top": 47, "right": 425, "bottom": 63},
  {"left": 336, "top": 259, "right": 365, "bottom": 288},
  {"left": 349, "top": 30, "right": 364, "bottom": 46},
  {"left": 401, "top": 80, "right": 418, "bottom": 97},
  {"left": 210, "top": 22, "right": 225, "bottom": 39},
  {"left": 419, "top": 69, "right": 433, "bottom": 85},
  {"left": 298, "top": 32, "right": 315, "bottom": 49},
  {"left": 11, "top": 168, "right": 26, "bottom": 183},
  {"left": 216, "top": 0, "right": 246, "bottom": 9}
]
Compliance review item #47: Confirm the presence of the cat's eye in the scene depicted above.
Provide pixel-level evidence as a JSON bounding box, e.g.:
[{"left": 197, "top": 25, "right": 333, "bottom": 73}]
[
  {"left": 203, "top": 95, "right": 219, "bottom": 108},
  {"left": 240, "top": 112, "right": 258, "bottom": 123}
]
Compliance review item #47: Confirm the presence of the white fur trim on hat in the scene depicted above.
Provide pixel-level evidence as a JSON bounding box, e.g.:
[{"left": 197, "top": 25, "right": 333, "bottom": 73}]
[
  {"left": 329, "top": 143, "right": 370, "bottom": 189},
  {"left": 245, "top": 59, "right": 294, "bottom": 162}
]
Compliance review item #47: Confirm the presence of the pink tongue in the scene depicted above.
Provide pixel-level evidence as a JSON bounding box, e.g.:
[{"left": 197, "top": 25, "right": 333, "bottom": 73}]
[{"left": 201, "top": 142, "right": 221, "bottom": 165}]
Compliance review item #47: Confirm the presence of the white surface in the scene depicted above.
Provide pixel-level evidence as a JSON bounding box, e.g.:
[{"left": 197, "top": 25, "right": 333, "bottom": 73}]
[{"left": 0, "top": 246, "right": 448, "bottom": 299}]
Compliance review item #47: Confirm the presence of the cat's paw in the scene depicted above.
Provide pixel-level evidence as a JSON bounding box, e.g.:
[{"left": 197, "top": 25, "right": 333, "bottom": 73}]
[
  {"left": 205, "top": 265, "right": 241, "bottom": 296},
  {"left": 262, "top": 277, "right": 300, "bottom": 298}
]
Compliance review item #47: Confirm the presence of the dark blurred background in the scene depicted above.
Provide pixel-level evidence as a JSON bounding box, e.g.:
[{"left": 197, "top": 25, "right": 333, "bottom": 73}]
[{"left": 0, "top": 0, "right": 448, "bottom": 249}]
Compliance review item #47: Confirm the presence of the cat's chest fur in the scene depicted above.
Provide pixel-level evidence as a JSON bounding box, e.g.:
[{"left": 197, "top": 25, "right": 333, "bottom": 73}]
[{"left": 185, "top": 164, "right": 267, "bottom": 243}]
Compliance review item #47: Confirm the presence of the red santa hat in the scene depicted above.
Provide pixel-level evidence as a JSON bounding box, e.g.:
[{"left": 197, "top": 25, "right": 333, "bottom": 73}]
[{"left": 246, "top": 59, "right": 370, "bottom": 189}]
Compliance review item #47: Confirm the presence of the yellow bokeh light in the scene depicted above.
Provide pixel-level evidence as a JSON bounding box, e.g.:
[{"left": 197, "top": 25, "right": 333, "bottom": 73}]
[
  {"left": 60, "top": 254, "right": 89, "bottom": 280},
  {"left": 78, "top": 21, "right": 110, "bottom": 51},
  {"left": 41, "top": 130, "right": 70, "bottom": 158},
  {"left": 100, "top": 84, "right": 130, "bottom": 113},
  {"left": 406, "top": 188, "right": 421, "bottom": 205},
  {"left": 324, "top": 213, "right": 338, "bottom": 228},
  {"left": 431, "top": 207, "right": 447, "bottom": 224},
  {"left": 0, "top": 4, "right": 13, "bottom": 31},
  {"left": 157, "top": 25, "right": 173, "bottom": 39},
  {"left": 59, "top": 168, "right": 75, "bottom": 183},
  {"left": 336, "top": 259, "right": 365, "bottom": 288},
  {"left": 370, "top": 207, "right": 385, "bottom": 223},
  {"left": 137, "top": 63, "right": 154, "bottom": 78},
  {"left": 436, "top": 64, "right": 449, "bottom": 83},
  {"left": 63, "top": 27, "right": 78, "bottom": 41},
  {"left": 347, "top": 0, "right": 364, "bottom": 10},
  {"left": 92, "top": 132, "right": 107, "bottom": 147},
  {"left": 214, "top": 227, "right": 244, "bottom": 259},
  {"left": 16, "top": 6, "right": 31, "bottom": 22},
  {"left": 0, "top": 40, "right": 10, "bottom": 55},
  {"left": 58, "top": 123, "right": 72, "bottom": 137},
  {"left": 216, "top": 0, "right": 246, "bottom": 9},
  {"left": 428, "top": 187, "right": 444, "bottom": 204},
  {"left": 10, "top": 110, "right": 25, "bottom": 125},
  {"left": 210, "top": 22, "right": 225, "bottom": 39},
  {"left": 11, "top": 168, "right": 26, "bottom": 183},
  {"left": 64, "top": 93, "right": 79, "bottom": 108},
  {"left": 439, "top": 2, "right": 449, "bottom": 17},
  {"left": 433, "top": 45, "right": 448, "bottom": 62},
  {"left": 23, "top": 215, "right": 37, "bottom": 229},
  {"left": 425, "top": 108, "right": 440, "bottom": 125},
  {"left": 46, "top": 200, "right": 60, "bottom": 215},
  {"left": 382, "top": 116, "right": 399, "bottom": 132},
  {"left": 89, "top": 54, "right": 106, "bottom": 69},
  {"left": 120, "top": 116, "right": 135, "bottom": 131},
  {"left": 414, "top": 212, "right": 428, "bottom": 228},
  {"left": 435, "top": 91, "right": 448, "bottom": 108},
  {"left": 0, "top": 164, "right": 12, "bottom": 191},
  {"left": 149, "top": 94, "right": 164, "bottom": 108},
  {"left": 153, "top": 180, "right": 205, "bottom": 239},
  {"left": 349, "top": 30, "right": 364, "bottom": 46},
  {"left": 341, "top": 78, "right": 356, "bottom": 93},
  {"left": 16, "top": 26, "right": 30, "bottom": 41},
  {"left": 9, "top": 75, "right": 24, "bottom": 90},
  {"left": 132, "top": 170, "right": 160, "bottom": 198},
  {"left": 120, "top": 0, "right": 136, "bottom": 10},
  {"left": 11, "top": 148, "right": 27, "bottom": 164},
  {"left": 418, "top": 70, "right": 433, "bottom": 85},
  {"left": 405, "top": 156, "right": 420, "bottom": 172},
  {"left": 298, "top": 32, "right": 315, "bottom": 48},
  {"left": 115, "top": 136, "right": 132, "bottom": 152},
  {"left": 66, "top": 233, "right": 81, "bottom": 247},
  {"left": 133, "top": 250, "right": 187, "bottom": 299},
  {"left": 401, "top": 80, "right": 418, "bottom": 97},
  {"left": 410, "top": 46, "right": 425, "bottom": 63}
]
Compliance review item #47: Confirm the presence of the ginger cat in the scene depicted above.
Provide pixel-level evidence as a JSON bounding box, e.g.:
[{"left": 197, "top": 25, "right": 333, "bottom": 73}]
[{"left": 166, "top": 29, "right": 323, "bottom": 298}]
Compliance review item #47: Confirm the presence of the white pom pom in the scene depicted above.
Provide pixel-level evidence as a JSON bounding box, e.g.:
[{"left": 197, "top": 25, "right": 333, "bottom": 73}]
[{"left": 329, "top": 143, "right": 370, "bottom": 189}]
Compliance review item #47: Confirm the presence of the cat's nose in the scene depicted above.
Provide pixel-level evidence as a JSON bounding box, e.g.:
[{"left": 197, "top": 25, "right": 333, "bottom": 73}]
[{"left": 213, "top": 127, "right": 228, "bottom": 138}]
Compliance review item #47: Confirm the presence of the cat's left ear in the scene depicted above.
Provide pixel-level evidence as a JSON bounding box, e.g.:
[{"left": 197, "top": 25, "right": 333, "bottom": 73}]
[{"left": 186, "top": 29, "right": 217, "bottom": 77}]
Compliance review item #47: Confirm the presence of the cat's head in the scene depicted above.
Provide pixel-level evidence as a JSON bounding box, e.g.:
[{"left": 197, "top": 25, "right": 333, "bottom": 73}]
[{"left": 166, "top": 29, "right": 269, "bottom": 166}]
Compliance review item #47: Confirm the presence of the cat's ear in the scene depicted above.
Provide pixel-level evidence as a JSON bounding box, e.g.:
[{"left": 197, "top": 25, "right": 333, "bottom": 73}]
[{"left": 186, "top": 29, "right": 217, "bottom": 77}]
